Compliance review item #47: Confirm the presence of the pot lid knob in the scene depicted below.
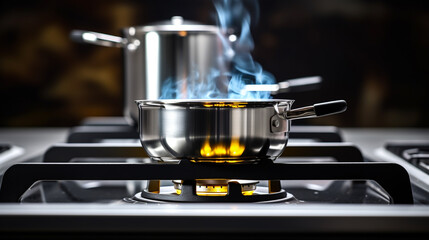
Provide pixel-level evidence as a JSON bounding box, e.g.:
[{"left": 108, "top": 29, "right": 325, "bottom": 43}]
[{"left": 171, "top": 16, "right": 184, "bottom": 25}]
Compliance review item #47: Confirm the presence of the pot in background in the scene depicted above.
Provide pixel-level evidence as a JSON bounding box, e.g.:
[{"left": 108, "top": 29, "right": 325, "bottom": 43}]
[{"left": 71, "top": 16, "right": 228, "bottom": 124}]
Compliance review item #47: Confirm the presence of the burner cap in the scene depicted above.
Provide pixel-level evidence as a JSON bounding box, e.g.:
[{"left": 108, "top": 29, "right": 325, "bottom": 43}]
[{"left": 173, "top": 179, "right": 259, "bottom": 196}]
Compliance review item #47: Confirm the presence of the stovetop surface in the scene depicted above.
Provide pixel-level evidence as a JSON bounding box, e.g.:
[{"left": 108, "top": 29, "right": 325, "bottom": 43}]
[{"left": 0, "top": 124, "right": 428, "bottom": 236}]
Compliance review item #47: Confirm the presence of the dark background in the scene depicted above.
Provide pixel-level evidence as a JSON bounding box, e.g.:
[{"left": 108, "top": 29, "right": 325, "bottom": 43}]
[{"left": 1, "top": 0, "right": 428, "bottom": 127}]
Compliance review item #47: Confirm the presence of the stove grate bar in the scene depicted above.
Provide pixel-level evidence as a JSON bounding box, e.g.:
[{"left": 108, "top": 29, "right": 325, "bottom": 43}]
[
  {"left": 43, "top": 142, "right": 363, "bottom": 162},
  {"left": 0, "top": 162, "right": 413, "bottom": 204}
]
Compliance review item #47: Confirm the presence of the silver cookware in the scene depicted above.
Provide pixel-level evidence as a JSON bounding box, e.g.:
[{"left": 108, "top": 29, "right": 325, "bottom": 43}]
[
  {"left": 71, "top": 17, "right": 322, "bottom": 124},
  {"left": 71, "top": 16, "right": 226, "bottom": 123},
  {"left": 136, "top": 99, "right": 347, "bottom": 162}
]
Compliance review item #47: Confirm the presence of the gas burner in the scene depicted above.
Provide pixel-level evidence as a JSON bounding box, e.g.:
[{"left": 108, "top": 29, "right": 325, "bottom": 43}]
[
  {"left": 403, "top": 148, "right": 429, "bottom": 173},
  {"left": 383, "top": 142, "right": 429, "bottom": 176},
  {"left": 150, "top": 157, "right": 262, "bottom": 164},
  {"left": 126, "top": 179, "right": 298, "bottom": 203},
  {"left": 376, "top": 141, "right": 429, "bottom": 203},
  {"left": 174, "top": 179, "right": 258, "bottom": 196}
]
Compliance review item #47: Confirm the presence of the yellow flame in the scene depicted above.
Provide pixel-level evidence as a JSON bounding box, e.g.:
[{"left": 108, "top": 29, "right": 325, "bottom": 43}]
[
  {"left": 175, "top": 188, "right": 254, "bottom": 196},
  {"left": 190, "top": 159, "right": 247, "bottom": 163},
  {"left": 200, "top": 138, "right": 245, "bottom": 157},
  {"left": 229, "top": 139, "right": 245, "bottom": 156},
  {"left": 201, "top": 140, "right": 214, "bottom": 157},
  {"left": 203, "top": 102, "right": 247, "bottom": 108}
]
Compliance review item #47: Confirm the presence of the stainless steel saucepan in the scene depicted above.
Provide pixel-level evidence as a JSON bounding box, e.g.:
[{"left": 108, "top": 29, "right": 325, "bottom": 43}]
[
  {"left": 71, "top": 16, "right": 226, "bottom": 124},
  {"left": 136, "top": 99, "right": 347, "bottom": 162},
  {"left": 71, "top": 16, "right": 322, "bottom": 124}
]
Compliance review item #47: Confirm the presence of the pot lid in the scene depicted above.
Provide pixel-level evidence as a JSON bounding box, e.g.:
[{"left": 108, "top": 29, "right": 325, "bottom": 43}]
[{"left": 135, "top": 16, "right": 220, "bottom": 33}]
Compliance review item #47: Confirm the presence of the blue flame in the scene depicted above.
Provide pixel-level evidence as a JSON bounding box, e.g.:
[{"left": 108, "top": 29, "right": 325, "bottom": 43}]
[{"left": 159, "top": 0, "right": 276, "bottom": 100}]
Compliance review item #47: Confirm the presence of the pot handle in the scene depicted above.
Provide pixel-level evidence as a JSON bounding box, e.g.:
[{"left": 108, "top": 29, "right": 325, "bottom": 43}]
[
  {"left": 275, "top": 76, "right": 322, "bottom": 94},
  {"left": 285, "top": 100, "right": 347, "bottom": 120},
  {"left": 70, "top": 30, "right": 127, "bottom": 48},
  {"left": 241, "top": 76, "right": 322, "bottom": 95}
]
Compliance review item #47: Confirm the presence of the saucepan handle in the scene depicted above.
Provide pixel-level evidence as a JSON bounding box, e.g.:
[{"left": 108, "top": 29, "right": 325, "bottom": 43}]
[
  {"left": 241, "top": 76, "right": 322, "bottom": 95},
  {"left": 70, "top": 30, "right": 127, "bottom": 48},
  {"left": 284, "top": 100, "right": 347, "bottom": 120},
  {"left": 275, "top": 76, "right": 322, "bottom": 94}
]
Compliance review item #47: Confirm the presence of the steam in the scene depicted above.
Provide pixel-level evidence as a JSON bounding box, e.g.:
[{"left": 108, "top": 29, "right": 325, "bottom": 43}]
[
  {"left": 159, "top": 0, "right": 276, "bottom": 100},
  {"left": 159, "top": 69, "right": 227, "bottom": 99}
]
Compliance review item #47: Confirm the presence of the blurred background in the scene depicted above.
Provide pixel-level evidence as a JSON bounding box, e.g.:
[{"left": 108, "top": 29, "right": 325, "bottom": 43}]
[{"left": 1, "top": 0, "right": 428, "bottom": 127}]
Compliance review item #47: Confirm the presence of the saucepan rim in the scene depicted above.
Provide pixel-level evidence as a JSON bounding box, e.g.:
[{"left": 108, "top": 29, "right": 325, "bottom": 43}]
[{"left": 135, "top": 99, "right": 295, "bottom": 108}]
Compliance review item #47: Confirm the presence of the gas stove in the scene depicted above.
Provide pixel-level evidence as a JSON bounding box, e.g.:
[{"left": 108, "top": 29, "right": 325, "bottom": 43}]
[{"left": 0, "top": 118, "right": 428, "bottom": 238}]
